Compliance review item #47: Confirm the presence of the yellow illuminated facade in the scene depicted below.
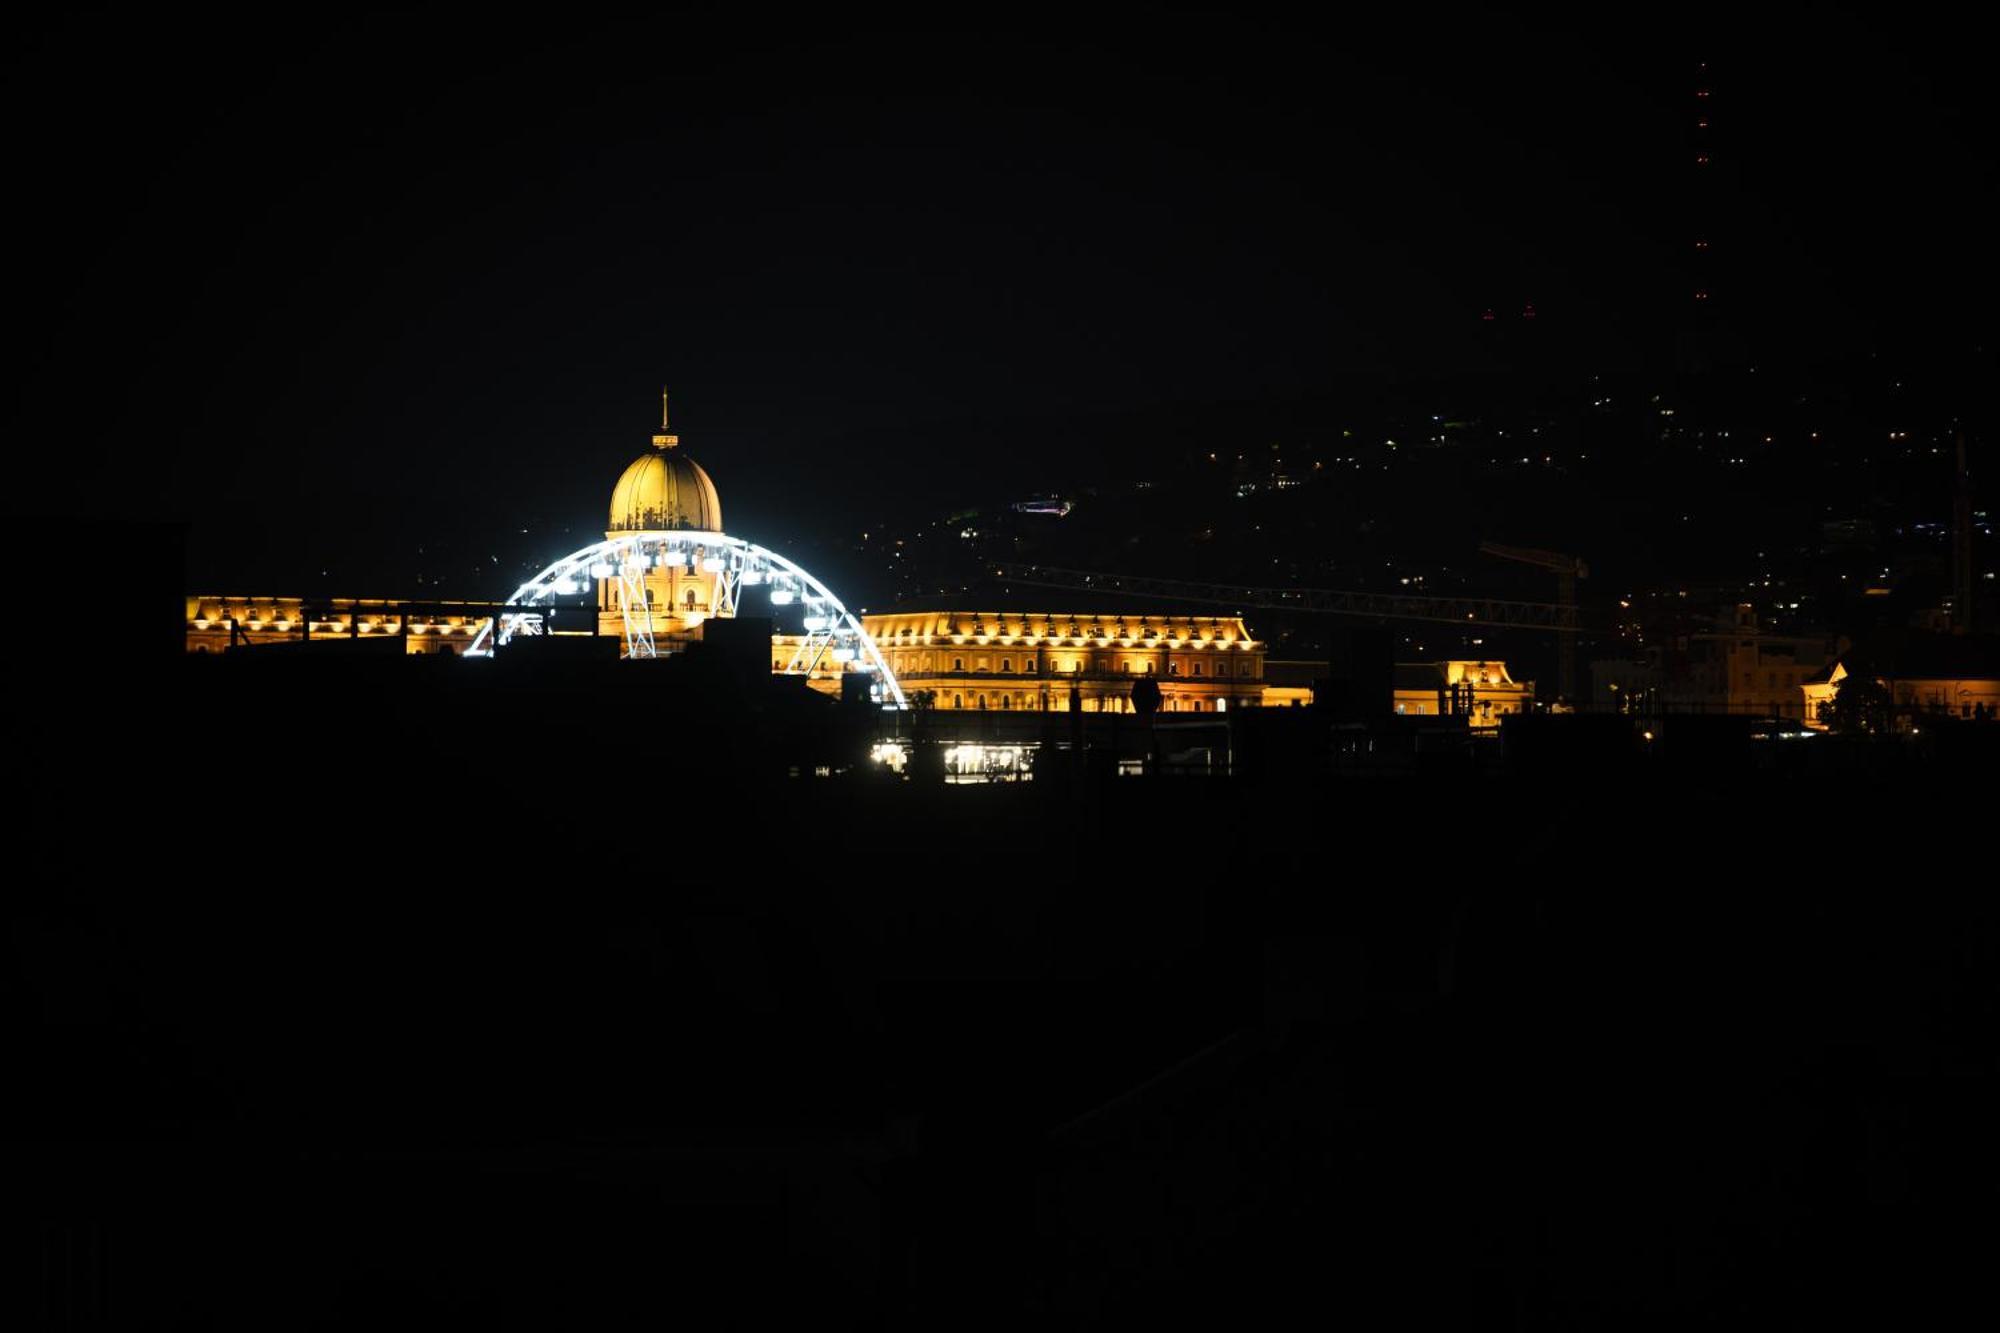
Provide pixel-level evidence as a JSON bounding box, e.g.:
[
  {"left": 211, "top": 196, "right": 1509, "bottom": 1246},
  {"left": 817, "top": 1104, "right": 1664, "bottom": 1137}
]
[
  {"left": 838, "top": 609, "right": 1266, "bottom": 712},
  {"left": 1391, "top": 660, "right": 1534, "bottom": 728},
  {"left": 1798, "top": 666, "right": 1841, "bottom": 730},
  {"left": 1259, "top": 680, "right": 1317, "bottom": 708},
  {"left": 1800, "top": 660, "right": 2000, "bottom": 730},
  {"left": 184, "top": 597, "right": 494, "bottom": 653}
]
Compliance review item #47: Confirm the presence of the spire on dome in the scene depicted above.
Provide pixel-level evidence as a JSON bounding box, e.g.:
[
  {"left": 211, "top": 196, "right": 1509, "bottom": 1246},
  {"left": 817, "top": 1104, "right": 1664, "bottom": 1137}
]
[{"left": 652, "top": 386, "right": 679, "bottom": 450}]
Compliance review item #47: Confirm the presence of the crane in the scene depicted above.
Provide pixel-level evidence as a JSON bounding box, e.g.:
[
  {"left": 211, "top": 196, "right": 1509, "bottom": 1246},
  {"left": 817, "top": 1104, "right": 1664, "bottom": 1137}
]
[{"left": 1477, "top": 542, "right": 1587, "bottom": 702}]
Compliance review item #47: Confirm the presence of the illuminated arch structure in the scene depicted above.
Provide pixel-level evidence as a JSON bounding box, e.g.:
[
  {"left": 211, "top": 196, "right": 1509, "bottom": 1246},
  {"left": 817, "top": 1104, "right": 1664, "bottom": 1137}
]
[
  {"left": 464, "top": 531, "right": 906, "bottom": 706},
  {"left": 465, "top": 392, "right": 906, "bottom": 708}
]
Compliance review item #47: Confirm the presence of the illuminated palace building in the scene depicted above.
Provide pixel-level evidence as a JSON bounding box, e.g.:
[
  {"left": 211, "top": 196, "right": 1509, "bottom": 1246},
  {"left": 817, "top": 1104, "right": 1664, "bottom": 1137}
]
[
  {"left": 858, "top": 608, "right": 1265, "bottom": 713},
  {"left": 187, "top": 397, "right": 1547, "bottom": 725},
  {"left": 605, "top": 407, "right": 1269, "bottom": 710},
  {"left": 185, "top": 597, "right": 494, "bottom": 651},
  {"left": 187, "top": 401, "right": 1268, "bottom": 710}
]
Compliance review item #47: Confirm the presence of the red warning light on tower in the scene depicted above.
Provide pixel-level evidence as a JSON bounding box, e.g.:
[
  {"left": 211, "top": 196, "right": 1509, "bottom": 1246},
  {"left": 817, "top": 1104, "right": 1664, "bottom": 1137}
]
[{"left": 1689, "top": 64, "right": 1715, "bottom": 315}]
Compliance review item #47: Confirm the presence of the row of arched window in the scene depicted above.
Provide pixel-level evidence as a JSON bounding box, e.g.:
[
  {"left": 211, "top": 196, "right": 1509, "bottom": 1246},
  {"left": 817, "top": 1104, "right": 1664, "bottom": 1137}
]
[
  {"left": 941, "top": 694, "right": 1233, "bottom": 712},
  {"left": 899, "top": 655, "right": 1246, "bottom": 677},
  {"left": 887, "top": 621, "right": 1243, "bottom": 643}
]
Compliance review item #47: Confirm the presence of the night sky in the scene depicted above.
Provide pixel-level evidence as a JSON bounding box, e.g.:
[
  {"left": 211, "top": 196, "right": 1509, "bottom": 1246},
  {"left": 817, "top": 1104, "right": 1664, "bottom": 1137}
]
[{"left": 10, "top": 13, "right": 1992, "bottom": 590}]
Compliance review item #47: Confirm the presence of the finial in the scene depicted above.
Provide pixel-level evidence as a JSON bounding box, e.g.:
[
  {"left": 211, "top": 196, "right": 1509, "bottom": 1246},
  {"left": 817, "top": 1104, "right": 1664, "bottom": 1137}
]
[{"left": 652, "top": 387, "right": 679, "bottom": 450}]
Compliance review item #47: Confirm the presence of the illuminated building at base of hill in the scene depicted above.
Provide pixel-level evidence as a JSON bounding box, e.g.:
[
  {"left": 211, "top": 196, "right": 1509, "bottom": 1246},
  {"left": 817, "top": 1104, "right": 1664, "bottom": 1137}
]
[
  {"left": 184, "top": 597, "right": 501, "bottom": 652},
  {"left": 1799, "top": 632, "right": 2000, "bottom": 730},
  {"left": 829, "top": 606, "right": 1265, "bottom": 712},
  {"left": 1678, "top": 604, "right": 1829, "bottom": 719},
  {"left": 1390, "top": 660, "right": 1534, "bottom": 728},
  {"left": 1591, "top": 604, "right": 1830, "bottom": 719}
]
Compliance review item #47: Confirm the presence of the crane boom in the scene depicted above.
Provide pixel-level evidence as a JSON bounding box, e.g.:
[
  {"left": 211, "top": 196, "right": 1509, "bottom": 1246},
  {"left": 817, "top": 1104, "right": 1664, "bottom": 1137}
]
[{"left": 1475, "top": 541, "right": 1588, "bottom": 578}]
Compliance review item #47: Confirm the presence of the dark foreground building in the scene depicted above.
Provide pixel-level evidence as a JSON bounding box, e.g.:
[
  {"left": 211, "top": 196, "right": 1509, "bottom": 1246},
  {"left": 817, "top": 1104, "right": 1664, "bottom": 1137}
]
[{"left": 8, "top": 635, "right": 1996, "bottom": 1328}]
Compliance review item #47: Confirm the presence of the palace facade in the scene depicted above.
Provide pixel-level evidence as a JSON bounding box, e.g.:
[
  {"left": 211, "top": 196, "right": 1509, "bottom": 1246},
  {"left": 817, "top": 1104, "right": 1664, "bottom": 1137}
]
[
  {"left": 846, "top": 607, "right": 1265, "bottom": 713},
  {"left": 184, "top": 597, "right": 498, "bottom": 653}
]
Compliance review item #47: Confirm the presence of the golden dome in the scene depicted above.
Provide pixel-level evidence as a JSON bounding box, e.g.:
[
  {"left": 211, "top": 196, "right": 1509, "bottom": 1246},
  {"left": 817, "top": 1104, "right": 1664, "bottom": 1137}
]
[{"left": 608, "top": 435, "right": 722, "bottom": 534}]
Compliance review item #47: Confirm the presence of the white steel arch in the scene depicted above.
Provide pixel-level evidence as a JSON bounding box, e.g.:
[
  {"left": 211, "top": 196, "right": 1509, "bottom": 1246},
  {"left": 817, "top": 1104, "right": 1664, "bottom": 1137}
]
[{"left": 465, "top": 532, "right": 908, "bottom": 708}]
